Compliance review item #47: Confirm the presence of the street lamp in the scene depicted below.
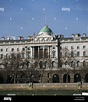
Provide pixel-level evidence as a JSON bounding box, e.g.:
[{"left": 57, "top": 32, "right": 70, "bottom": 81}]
[{"left": 31, "top": 74, "right": 34, "bottom": 88}]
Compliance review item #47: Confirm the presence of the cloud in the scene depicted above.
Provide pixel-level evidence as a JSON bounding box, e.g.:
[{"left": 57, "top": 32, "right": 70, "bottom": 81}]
[
  {"left": 0, "top": 8, "right": 4, "bottom": 12},
  {"left": 62, "top": 7, "right": 70, "bottom": 12}
]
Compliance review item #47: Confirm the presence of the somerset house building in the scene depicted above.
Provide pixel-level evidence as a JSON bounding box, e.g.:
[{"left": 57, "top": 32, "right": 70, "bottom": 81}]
[{"left": 0, "top": 25, "right": 88, "bottom": 83}]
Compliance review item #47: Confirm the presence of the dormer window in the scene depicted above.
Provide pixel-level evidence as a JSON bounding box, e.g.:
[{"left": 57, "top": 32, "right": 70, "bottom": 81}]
[
  {"left": 82, "top": 33, "right": 87, "bottom": 37},
  {"left": 1, "top": 37, "right": 5, "bottom": 40},
  {"left": 75, "top": 33, "right": 81, "bottom": 37}
]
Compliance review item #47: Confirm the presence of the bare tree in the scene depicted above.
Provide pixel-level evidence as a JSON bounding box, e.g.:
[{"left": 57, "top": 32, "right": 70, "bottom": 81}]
[{"left": 2, "top": 52, "right": 24, "bottom": 83}]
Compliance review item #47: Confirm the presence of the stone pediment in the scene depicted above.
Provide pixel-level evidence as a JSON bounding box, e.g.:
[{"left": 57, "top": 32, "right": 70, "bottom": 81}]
[{"left": 34, "top": 32, "right": 53, "bottom": 42}]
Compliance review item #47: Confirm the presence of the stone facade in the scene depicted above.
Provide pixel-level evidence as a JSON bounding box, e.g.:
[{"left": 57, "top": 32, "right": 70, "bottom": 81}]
[{"left": 0, "top": 26, "right": 88, "bottom": 83}]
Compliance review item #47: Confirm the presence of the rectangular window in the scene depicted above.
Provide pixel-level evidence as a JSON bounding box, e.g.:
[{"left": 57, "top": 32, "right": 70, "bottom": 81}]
[
  {"left": 83, "top": 51, "right": 86, "bottom": 57},
  {"left": 71, "top": 46, "right": 74, "bottom": 49},
  {"left": 1, "top": 49, "right": 3, "bottom": 52},
  {"left": 77, "top": 46, "right": 79, "bottom": 49},
  {"left": 6, "top": 48, "right": 8, "bottom": 52},
  {"left": 83, "top": 45, "right": 86, "bottom": 49},
  {"left": 71, "top": 52, "right": 74, "bottom": 57},
  {"left": 77, "top": 51, "right": 80, "bottom": 57},
  {"left": 65, "top": 46, "right": 68, "bottom": 49},
  {"left": 17, "top": 48, "right": 19, "bottom": 51},
  {"left": 11, "top": 48, "right": 14, "bottom": 51},
  {"left": 0, "top": 54, "right": 3, "bottom": 59}
]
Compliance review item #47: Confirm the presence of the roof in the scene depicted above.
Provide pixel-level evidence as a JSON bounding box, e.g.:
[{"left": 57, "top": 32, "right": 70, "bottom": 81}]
[{"left": 39, "top": 25, "right": 53, "bottom": 36}]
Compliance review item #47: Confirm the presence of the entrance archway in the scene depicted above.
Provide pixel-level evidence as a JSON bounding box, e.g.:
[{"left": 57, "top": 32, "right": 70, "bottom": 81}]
[
  {"left": 52, "top": 74, "right": 59, "bottom": 83},
  {"left": 74, "top": 73, "right": 81, "bottom": 82},
  {"left": 85, "top": 73, "right": 88, "bottom": 82},
  {"left": 63, "top": 74, "right": 70, "bottom": 83}
]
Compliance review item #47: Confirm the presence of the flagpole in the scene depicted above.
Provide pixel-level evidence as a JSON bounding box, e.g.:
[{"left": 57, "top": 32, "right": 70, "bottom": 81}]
[{"left": 43, "top": 8, "right": 47, "bottom": 25}]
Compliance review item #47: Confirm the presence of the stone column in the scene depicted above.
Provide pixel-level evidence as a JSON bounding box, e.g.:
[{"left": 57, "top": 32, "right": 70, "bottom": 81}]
[
  {"left": 70, "top": 76, "right": 74, "bottom": 83},
  {"left": 43, "top": 46, "right": 44, "bottom": 58},
  {"left": 48, "top": 46, "right": 50, "bottom": 58},
  {"left": 32, "top": 46, "right": 34, "bottom": 59},
  {"left": 38, "top": 46, "right": 40, "bottom": 59}
]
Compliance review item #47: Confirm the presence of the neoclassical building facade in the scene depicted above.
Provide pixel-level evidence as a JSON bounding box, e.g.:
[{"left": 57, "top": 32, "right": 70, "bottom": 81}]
[{"left": 0, "top": 25, "right": 88, "bottom": 83}]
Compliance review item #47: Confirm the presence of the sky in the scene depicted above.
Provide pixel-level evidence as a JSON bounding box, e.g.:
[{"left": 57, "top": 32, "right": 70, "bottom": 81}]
[{"left": 0, "top": 0, "right": 88, "bottom": 39}]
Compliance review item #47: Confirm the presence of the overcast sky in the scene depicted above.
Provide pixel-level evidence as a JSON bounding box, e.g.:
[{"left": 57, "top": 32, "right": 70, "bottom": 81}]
[{"left": 0, "top": 0, "right": 88, "bottom": 39}]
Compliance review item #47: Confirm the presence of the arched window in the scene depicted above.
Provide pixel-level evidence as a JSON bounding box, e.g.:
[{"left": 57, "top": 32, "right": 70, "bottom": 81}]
[
  {"left": 63, "top": 74, "right": 70, "bottom": 83},
  {"left": 74, "top": 73, "right": 81, "bottom": 82},
  {"left": 52, "top": 74, "right": 59, "bottom": 83},
  {"left": 85, "top": 73, "right": 88, "bottom": 82}
]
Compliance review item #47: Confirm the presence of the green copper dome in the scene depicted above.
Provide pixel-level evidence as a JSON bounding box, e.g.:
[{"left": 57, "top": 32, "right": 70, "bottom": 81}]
[{"left": 39, "top": 25, "right": 53, "bottom": 36}]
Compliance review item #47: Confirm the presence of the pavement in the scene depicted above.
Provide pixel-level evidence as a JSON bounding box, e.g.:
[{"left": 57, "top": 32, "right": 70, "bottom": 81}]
[{"left": 0, "top": 83, "right": 88, "bottom": 90}]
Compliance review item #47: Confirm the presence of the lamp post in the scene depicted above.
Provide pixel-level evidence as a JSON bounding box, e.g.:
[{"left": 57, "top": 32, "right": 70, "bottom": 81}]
[{"left": 31, "top": 74, "right": 34, "bottom": 88}]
